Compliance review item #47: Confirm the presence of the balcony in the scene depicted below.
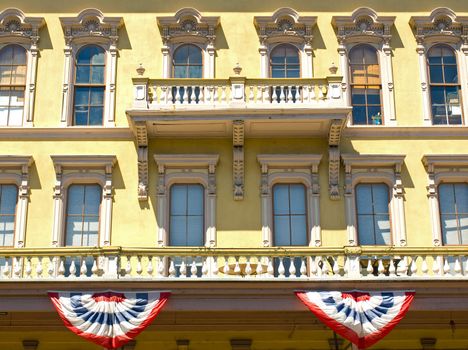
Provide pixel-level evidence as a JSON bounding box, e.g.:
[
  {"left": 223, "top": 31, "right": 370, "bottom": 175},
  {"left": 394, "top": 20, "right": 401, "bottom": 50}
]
[{"left": 0, "top": 246, "right": 467, "bottom": 281}]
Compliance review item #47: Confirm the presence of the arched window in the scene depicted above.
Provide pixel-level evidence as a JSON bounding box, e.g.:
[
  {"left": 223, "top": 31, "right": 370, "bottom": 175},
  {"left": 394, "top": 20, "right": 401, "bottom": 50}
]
[
  {"left": 172, "top": 44, "right": 203, "bottom": 78},
  {"left": 427, "top": 45, "right": 462, "bottom": 125},
  {"left": 349, "top": 45, "right": 382, "bottom": 125},
  {"left": 438, "top": 183, "right": 468, "bottom": 245},
  {"left": 0, "top": 45, "right": 27, "bottom": 126},
  {"left": 270, "top": 44, "right": 300, "bottom": 78},
  {"left": 356, "top": 183, "right": 391, "bottom": 245},
  {"left": 73, "top": 45, "right": 105, "bottom": 126},
  {"left": 65, "top": 184, "right": 101, "bottom": 247}
]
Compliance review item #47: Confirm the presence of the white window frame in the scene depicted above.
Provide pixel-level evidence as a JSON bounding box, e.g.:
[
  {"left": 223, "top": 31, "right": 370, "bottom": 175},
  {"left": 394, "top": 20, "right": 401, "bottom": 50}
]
[
  {"left": 154, "top": 154, "right": 219, "bottom": 247},
  {"left": 0, "top": 8, "right": 44, "bottom": 127},
  {"left": 410, "top": 8, "right": 468, "bottom": 126},
  {"left": 332, "top": 8, "right": 396, "bottom": 126},
  {"left": 0, "top": 156, "right": 33, "bottom": 247},
  {"left": 59, "top": 9, "right": 123, "bottom": 127},
  {"left": 257, "top": 154, "right": 322, "bottom": 247},
  {"left": 254, "top": 8, "right": 316, "bottom": 78},
  {"left": 157, "top": 8, "right": 220, "bottom": 79},
  {"left": 50, "top": 155, "right": 117, "bottom": 247},
  {"left": 422, "top": 155, "right": 468, "bottom": 246},
  {"left": 342, "top": 154, "right": 406, "bottom": 246}
]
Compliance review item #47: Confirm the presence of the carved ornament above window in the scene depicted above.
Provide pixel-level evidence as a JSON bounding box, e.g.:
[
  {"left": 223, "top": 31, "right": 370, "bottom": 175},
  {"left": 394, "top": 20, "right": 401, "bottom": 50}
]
[{"left": 0, "top": 8, "right": 44, "bottom": 45}]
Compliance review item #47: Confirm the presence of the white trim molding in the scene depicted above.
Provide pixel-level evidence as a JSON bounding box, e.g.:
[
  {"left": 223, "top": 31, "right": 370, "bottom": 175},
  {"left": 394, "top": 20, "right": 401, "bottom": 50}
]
[
  {"left": 50, "top": 155, "right": 117, "bottom": 247},
  {"left": 157, "top": 8, "right": 220, "bottom": 79},
  {"left": 341, "top": 154, "right": 406, "bottom": 246},
  {"left": 153, "top": 154, "right": 219, "bottom": 247},
  {"left": 59, "top": 9, "right": 124, "bottom": 127},
  {"left": 0, "top": 8, "right": 45, "bottom": 127},
  {"left": 254, "top": 8, "right": 316, "bottom": 78},
  {"left": 0, "top": 155, "right": 34, "bottom": 247},
  {"left": 410, "top": 8, "right": 468, "bottom": 126},
  {"left": 422, "top": 154, "right": 468, "bottom": 246},
  {"left": 332, "top": 8, "right": 396, "bottom": 126},
  {"left": 257, "top": 154, "right": 322, "bottom": 247}
]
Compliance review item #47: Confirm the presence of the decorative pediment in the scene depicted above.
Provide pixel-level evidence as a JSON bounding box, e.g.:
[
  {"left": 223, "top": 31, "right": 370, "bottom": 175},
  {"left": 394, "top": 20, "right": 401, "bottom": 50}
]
[
  {"left": 410, "top": 8, "right": 468, "bottom": 45},
  {"left": 254, "top": 8, "right": 316, "bottom": 45},
  {"left": 157, "top": 8, "right": 220, "bottom": 45},
  {"left": 0, "top": 8, "right": 44, "bottom": 45},
  {"left": 332, "top": 7, "right": 395, "bottom": 45},
  {"left": 59, "top": 8, "right": 123, "bottom": 45}
]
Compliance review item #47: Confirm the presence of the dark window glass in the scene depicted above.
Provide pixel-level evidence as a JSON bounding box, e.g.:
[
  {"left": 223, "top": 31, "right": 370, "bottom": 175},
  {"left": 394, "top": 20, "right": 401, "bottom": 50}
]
[
  {"left": 0, "top": 45, "right": 26, "bottom": 126},
  {"left": 349, "top": 45, "right": 382, "bottom": 125},
  {"left": 356, "top": 183, "right": 391, "bottom": 245},
  {"left": 172, "top": 45, "right": 203, "bottom": 78},
  {"left": 270, "top": 44, "right": 300, "bottom": 78},
  {"left": 73, "top": 45, "right": 105, "bottom": 125},
  {"left": 427, "top": 45, "right": 462, "bottom": 125},
  {"left": 439, "top": 183, "right": 468, "bottom": 245},
  {"left": 0, "top": 185, "right": 17, "bottom": 246}
]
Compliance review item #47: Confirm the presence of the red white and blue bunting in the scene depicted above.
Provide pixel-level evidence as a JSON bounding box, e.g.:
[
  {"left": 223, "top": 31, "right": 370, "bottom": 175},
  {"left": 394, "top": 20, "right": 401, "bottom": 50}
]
[
  {"left": 48, "top": 291, "right": 170, "bottom": 349},
  {"left": 296, "top": 290, "right": 415, "bottom": 349}
]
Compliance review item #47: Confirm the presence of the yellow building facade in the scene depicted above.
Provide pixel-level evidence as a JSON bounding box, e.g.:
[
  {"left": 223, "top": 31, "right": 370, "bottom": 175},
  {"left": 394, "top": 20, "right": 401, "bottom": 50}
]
[{"left": 0, "top": 0, "right": 467, "bottom": 349}]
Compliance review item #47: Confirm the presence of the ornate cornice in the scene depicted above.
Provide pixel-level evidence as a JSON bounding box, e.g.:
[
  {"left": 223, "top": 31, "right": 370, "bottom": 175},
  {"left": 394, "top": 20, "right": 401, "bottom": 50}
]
[
  {"left": 332, "top": 7, "right": 395, "bottom": 45},
  {"left": 157, "top": 8, "right": 220, "bottom": 46},
  {"left": 254, "top": 8, "right": 316, "bottom": 46},
  {"left": 410, "top": 8, "right": 468, "bottom": 46},
  {"left": 0, "top": 8, "right": 44, "bottom": 46},
  {"left": 59, "top": 8, "right": 123, "bottom": 46}
]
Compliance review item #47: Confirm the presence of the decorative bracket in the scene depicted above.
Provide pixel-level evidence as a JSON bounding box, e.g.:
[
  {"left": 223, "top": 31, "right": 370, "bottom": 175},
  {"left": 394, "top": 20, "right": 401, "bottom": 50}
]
[
  {"left": 134, "top": 121, "right": 149, "bottom": 201},
  {"left": 232, "top": 120, "right": 244, "bottom": 200},
  {"left": 328, "top": 119, "right": 346, "bottom": 200}
]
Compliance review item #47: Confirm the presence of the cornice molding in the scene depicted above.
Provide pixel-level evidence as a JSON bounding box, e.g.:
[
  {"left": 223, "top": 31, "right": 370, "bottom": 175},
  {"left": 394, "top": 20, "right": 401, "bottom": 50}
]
[
  {"left": 51, "top": 155, "right": 117, "bottom": 174},
  {"left": 422, "top": 154, "right": 468, "bottom": 172},
  {"left": 341, "top": 154, "right": 405, "bottom": 173},
  {"left": 257, "top": 154, "right": 322, "bottom": 173},
  {"left": 0, "top": 127, "right": 132, "bottom": 140},
  {"left": 154, "top": 154, "right": 219, "bottom": 173},
  {"left": 0, "top": 8, "right": 44, "bottom": 45}
]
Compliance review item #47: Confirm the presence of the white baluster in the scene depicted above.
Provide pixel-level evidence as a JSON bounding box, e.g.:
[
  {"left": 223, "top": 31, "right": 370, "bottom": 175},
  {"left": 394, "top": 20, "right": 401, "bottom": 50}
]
[
  {"left": 157, "top": 257, "right": 165, "bottom": 278},
  {"left": 202, "top": 258, "right": 209, "bottom": 278},
  {"left": 125, "top": 256, "right": 132, "bottom": 276},
  {"left": 389, "top": 259, "right": 396, "bottom": 277},
  {"left": 397, "top": 256, "right": 408, "bottom": 276},
  {"left": 421, "top": 256, "right": 429, "bottom": 277},
  {"left": 190, "top": 258, "right": 198, "bottom": 278},
  {"left": 234, "top": 257, "right": 241, "bottom": 276},
  {"left": 256, "top": 86, "right": 262, "bottom": 103},
  {"left": 287, "top": 86, "right": 293, "bottom": 103},
  {"left": 48, "top": 257, "right": 55, "bottom": 278},
  {"left": 454, "top": 256, "right": 462, "bottom": 276},
  {"left": 221, "top": 86, "right": 227, "bottom": 104},
  {"left": 147, "top": 256, "right": 153, "bottom": 277},
  {"left": 277, "top": 258, "right": 285, "bottom": 278},
  {"left": 256, "top": 257, "right": 263, "bottom": 277},
  {"left": 318, "top": 85, "right": 324, "bottom": 101},
  {"left": 310, "top": 85, "right": 316, "bottom": 102},
  {"left": 136, "top": 256, "right": 143, "bottom": 276},
  {"left": 175, "top": 86, "right": 181, "bottom": 104},
  {"left": 69, "top": 258, "right": 77, "bottom": 277},
  {"left": 432, "top": 256, "right": 440, "bottom": 276},
  {"left": 333, "top": 257, "right": 340, "bottom": 277},
  {"left": 206, "top": 86, "right": 212, "bottom": 104},
  {"left": 443, "top": 257, "right": 451, "bottom": 276},
  {"left": 271, "top": 86, "right": 278, "bottom": 104},
  {"left": 295, "top": 85, "right": 301, "bottom": 103},
  {"left": 321, "top": 256, "right": 330, "bottom": 276},
  {"left": 303, "top": 85, "right": 309, "bottom": 103},
  {"left": 58, "top": 257, "right": 65, "bottom": 277},
  {"left": 245, "top": 257, "right": 252, "bottom": 278},
  {"left": 377, "top": 258, "right": 385, "bottom": 277},
  {"left": 267, "top": 258, "right": 274, "bottom": 278},
  {"left": 248, "top": 86, "right": 254, "bottom": 103},
  {"left": 13, "top": 257, "right": 21, "bottom": 278},
  {"left": 310, "top": 257, "right": 318, "bottom": 277},
  {"left": 161, "top": 86, "right": 168, "bottom": 105},
  {"left": 80, "top": 259, "right": 87, "bottom": 277},
  {"left": 212, "top": 257, "right": 219, "bottom": 277},
  {"left": 2, "top": 258, "right": 10, "bottom": 279},
  {"left": 279, "top": 86, "right": 285, "bottom": 103},
  {"left": 25, "top": 257, "right": 32, "bottom": 279},
  {"left": 168, "top": 259, "right": 176, "bottom": 277},
  {"left": 288, "top": 257, "right": 296, "bottom": 278},
  {"left": 263, "top": 86, "right": 270, "bottom": 104},
  {"left": 300, "top": 258, "right": 307, "bottom": 278},
  {"left": 180, "top": 259, "right": 187, "bottom": 278},
  {"left": 91, "top": 258, "right": 98, "bottom": 277},
  {"left": 223, "top": 256, "right": 230, "bottom": 276},
  {"left": 213, "top": 86, "right": 219, "bottom": 104},
  {"left": 182, "top": 86, "right": 188, "bottom": 104},
  {"left": 366, "top": 258, "right": 373, "bottom": 276},
  {"left": 199, "top": 86, "right": 204, "bottom": 104}
]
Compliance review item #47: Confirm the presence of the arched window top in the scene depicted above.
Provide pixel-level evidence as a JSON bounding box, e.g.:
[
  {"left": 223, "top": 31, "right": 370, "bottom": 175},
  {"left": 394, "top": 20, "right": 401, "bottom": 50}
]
[
  {"left": 75, "top": 45, "right": 105, "bottom": 85},
  {"left": 270, "top": 44, "right": 300, "bottom": 78},
  {"left": 0, "top": 45, "right": 27, "bottom": 67},
  {"left": 427, "top": 44, "right": 458, "bottom": 84},
  {"left": 349, "top": 44, "right": 378, "bottom": 65},
  {"left": 76, "top": 45, "right": 105, "bottom": 65},
  {"left": 172, "top": 44, "right": 203, "bottom": 78}
]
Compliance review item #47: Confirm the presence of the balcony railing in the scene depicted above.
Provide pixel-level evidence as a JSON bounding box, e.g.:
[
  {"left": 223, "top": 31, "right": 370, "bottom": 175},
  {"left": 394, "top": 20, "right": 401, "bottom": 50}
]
[
  {"left": 0, "top": 247, "right": 467, "bottom": 281},
  {"left": 132, "top": 76, "right": 344, "bottom": 111}
]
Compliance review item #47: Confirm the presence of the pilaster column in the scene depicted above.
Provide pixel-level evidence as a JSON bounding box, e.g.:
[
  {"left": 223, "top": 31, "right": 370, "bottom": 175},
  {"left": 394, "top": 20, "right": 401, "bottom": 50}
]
[
  {"left": 259, "top": 45, "right": 268, "bottom": 78},
  {"left": 101, "top": 166, "right": 113, "bottom": 246},
  {"left": 61, "top": 38, "right": 73, "bottom": 126},
  {"left": 157, "top": 164, "right": 167, "bottom": 247},
  {"left": 309, "top": 166, "right": 321, "bottom": 246},
  {"left": 161, "top": 46, "right": 171, "bottom": 78},
  {"left": 416, "top": 43, "right": 432, "bottom": 125},
  {"left": 104, "top": 38, "right": 118, "bottom": 126},
  {"left": 260, "top": 165, "right": 271, "bottom": 247},
  {"left": 52, "top": 165, "right": 64, "bottom": 247},
  {"left": 15, "top": 169, "right": 30, "bottom": 248},
  {"left": 381, "top": 41, "right": 396, "bottom": 125},
  {"left": 426, "top": 169, "right": 442, "bottom": 246},
  {"left": 337, "top": 44, "right": 350, "bottom": 106},
  {"left": 207, "top": 163, "right": 217, "bottom": 247},
  {"left": 344, "top": 167, "right": 357, "bottom": 246},
  {"left": 393, "top": 167, "right": 407, "bottom": 246}
]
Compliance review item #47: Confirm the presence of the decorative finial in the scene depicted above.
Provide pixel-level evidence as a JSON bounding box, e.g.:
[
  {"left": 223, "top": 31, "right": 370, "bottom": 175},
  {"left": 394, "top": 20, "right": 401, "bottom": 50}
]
[
  {"left": 329, "top": 62, "right": 338, "bottom": 75},
  {"left": 136, "top": 63, "right": 145, "bottom": 76},
  {"left": 233, "top": 62, "right": 242, "bottom": 75}
]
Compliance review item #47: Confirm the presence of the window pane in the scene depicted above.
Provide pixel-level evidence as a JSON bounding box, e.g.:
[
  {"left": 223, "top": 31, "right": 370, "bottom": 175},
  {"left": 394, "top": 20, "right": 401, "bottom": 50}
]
[
  {"left": 444, "top": 65, "right": 458, "bottom": 84},
  {"left": 439, "top": 184, "right": 455, "bottom": 214},
  {"left": 82, "top": 216, "right": 99, "bottom": 246},
  {"left": 187, "top": 185, "right": 203, "bottom": 216},
  {"left": 173, "top": 66, "right": 186, "bottom": 79},
  {"left": 273, "top": 185, "right": 289, "bottom": 215},
  {"left": 356, "top": 185, "right": 373, "bottom": 215},
  {"left": 65, "top": 216, "right": 83, "bottom": 246},
  {"left": 352, "top": 106, "right": 367, "bottom": 125},
  {"left": 429, "top": 65, "right": 443, "bottom": 83},
  {"left": 290, "top": 215, "right": 307, "bottom": 245},
  {"left": 350, "top": 65, "right": 366, "bottom": 84},
  {"left": 76, "top": 66, "right": 90, "bottom": 84},
  {"left": 455, "top": 184, "right": 468, "bottom": 213},
  {"left": 351, "top": 89, "right": 366, "bottom": 105},
  {"left": 358, "top": 215, "right": 375, "bottom": 245},
  {"left": 8, "top": 107, "right": 22, "bottom": 126},
  {"left": 188, "top": 46, "right": 202, "bottom": 64},
  {"left": 430, "top": 86, "right": 445, "bottom": 104},
  {"left": 368, "top": 106, "right": 382, "bottom": 125},
  {"left": 286, "top": 68, "right": 300, "bottom": 78},
  {"left": 372, "top": 184, "right": 389, "bottom": 214},
  {"left": 374, "top": 214, "right": 391, "bottom": 245},
  {"left": 169, "top": 216, "right": 187, "bottom": 246},
  {"left": 171, "top": 185, "right": 187, "bottom": 216},
  {"left": 441, "top": 214, "right": 459, "bottom": 245},
  {"left": 90, "top": 88, "right": 104, "bottom": 105},
  {"left": 0, "top": 215, "right": 14, "bottom": 246},
  {"left": 274, "top": 216, "right": 291, "bottom": 246},
  {"left": 289, "top": 185, "right": 305, "bottom": 215},
  {"left": 74, "top": 109, "right": 88, "bottom": 125},
  {"left": 89, "top": 107, "right": 103, "bottom": 125},
  {"left": 187, "top": 216, "right": 203, "bottom": 246},
  {"left": 84, "top": 185, "right": 101, "bottom": 215},
  {"left": 0, "top": 46, "right": 13, "bottom": 65},
  {"left": 460, "top": 215, "right": 468, "bottom": 245},
  {"left": 74, "top": 87, "right": 89, "bottom": 105},
  {"left": 0, "top": 185, "right": 17, "bottom": 215},
  {"left": 188, "top": 66, "right": 202, "bottom": 78},
  {"left": 174, "top": 46, "right": 189, "bottom": 64},
  {"left": 11, "top": 65, "right": 26, "bottom": 85},
  {"left": 271, "top": 67, "right": 285, "bottom": 78},
  {"left": 367, "top": 89, "right": 381, "bottom": 105},
  {"left": 91, "top": 66, "right": 105, "bottom": 84}
]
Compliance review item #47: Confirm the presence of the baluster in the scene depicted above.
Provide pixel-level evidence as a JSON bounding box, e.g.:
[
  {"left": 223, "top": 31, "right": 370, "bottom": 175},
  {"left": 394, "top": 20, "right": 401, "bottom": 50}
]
[
  {"left": 409, "top": 256, "right": 418, "bottom": 276},
  {"left": 167, "top": 86, "right": 174, "bottom": 105},
  {"left": 333, "top": 257, "right": 340, "bottom": 277},
  {"left": 310, "top": 257, "right": 318, "bottom": 277},
  {"left": 198, "top": 86, "right": 204, "bottom": 104},
  {"left": 136, "top": 256, "right": 143, "bottom": 276},
  {"left": 147, "top": 256, "right": 154, "bottom": 277},
  {"left": 277, "top": 257, "right": 285, "bottom": 278},
  {"left": 271, "top": 86, "right": 278, "bottom": 104},
  {"left": 69, "top": 258, "right": 77, "bottom": 277},
  {"left": 377, "top": 258, "right": 385, "bottom": 277},
  {"left": 248, "top": 86, "right": 254, "bottom": 103},
  {"left": 389, "top": 258, "right": 396, "bottom": 277},
  {"left": 287, "top": 86, "right": 293, "bottom": 103},
  {"left": 300, "top": 257, "right": 307, "bottom": 278},
  {"left": 47, "top": 257, "right": 55, "bottom": 278},
  {"left": 212, "top": 257, "right": 219, "bottom": 277},
  {"left": 234, "top": 257, "right": 241, "bottom": 276},
  {"left": 2, "top": 258, "right": 10, "bottom": 279},
  {"left": 279, "top": 86, "right": 285, "bottom": 103},
  {"left": 256, "top": 257, "right": 263, "bottom": 276},
  {"left": 366, "top": 258, "right": 373, "bottom": 276},
  {"left": 321, "top": 256, "right": 330, "bottom": 276},
  {"left": 454, "top": 256, "right": 462, "bottom": 277},
  {"left": 190, "top": 258, "right": 198, "bottom": 278},
  {"left": 13, "top": 257, "right": 21, "bottom": 278},
  {"left": 443, "top": 256, "right": 451, "bottom": 276},
  {"left": 213, "top": 86, "right": 219, "bottom": 104},
  {"left": 180, "top": 258, "right": 187, "bottom": 278},
  {"left": 25, "top": 257, "right": 32, "bottom": 279},
  {"left": 161, "top": 86, "right": 168, "bottom": 105},
  {"left": 190, "top": 86, "right": 196, "bottom": 104},
  {"left": 421, "top": 256, "right": 429, "bottom": 276},
  {"left": 181, "top": 86, "right": 188, "bottom": 104},
  {"left": 432, "top": 255, "right": 440, "bottom": 276},
  {"left": 80, "top": 258, "right": 87, "bottom": 277},
  {"left": 174, "top": 86, "right": 181, "bottom": 104},
  {"left": 256, "top": 86, "right": 262, "bottom": 103},
  {"left": 295, "top": 85, "right": 301, "bottom": 103},
  {"left": 91, "top": 257, "right": 98, "bottom": 277},
  {"left": 263, "top": 86, "right": 270, "bottom": 104},
  {"left": 58, "top": 257, "right": 65, "bottom": 277},
  {"left": 223, "top": 256, "right": 230, "bottom": 276},
  {"left": 245, "top": 257, "right": 252, "bottom": 278},
  {"left": 397, "top": 256, "right": 408, "bottom": 276},
  {"left": 310, "top": 85, "right": 316, "bottom": 102},
  {"left": 156, "top": 257, "right": 165, "bottom": 278},
  {"left": 318, "top": 85, "right": 324, "bottom": 101},
  {"left": 303, "top": 85, "right": 309, "bottom": 103},
  {"left": 205, "top": 86, "right": 212, "bottom": 104},
  {"left": 168, "top": 259, "right": 176, "bottom": 277},
  {"left": 125, "top": 256, "right": 132, "bottom": 276},
  {"left": 202, "top": 258, "right": 209, "bottom": 278},
  {"left": 288, "top": 257, "right": 296, "bottom": 278},
  {"left": 267, "top": 257, "right": 274, "bottom": 278},
  {"left": 221, "top": 86, "right": 227, "bottom": 104}
]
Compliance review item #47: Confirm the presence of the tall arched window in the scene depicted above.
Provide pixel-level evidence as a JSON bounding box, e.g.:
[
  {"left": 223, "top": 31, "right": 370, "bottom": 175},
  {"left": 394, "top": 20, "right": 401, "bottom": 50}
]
[
  {"left": 438, "top": 183, "right": 467, "bottom": 245},
  {"left": 349, "top": 45, "right": 382, "bottom": 125},
  {"left": 427, "top": 45, "right": 462, "bottom": 125},
  {"left": 270, "top": 44, "right": 300, "bottom": 78},
  {"left": 0, "top": 45, "right": 27, "bottom": 126},
  {"left": 73, "top": 45, "right": 105, "bottom": 126},
  {"left": 172, "top": 44, "right": 203, "bottom": 78}
]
